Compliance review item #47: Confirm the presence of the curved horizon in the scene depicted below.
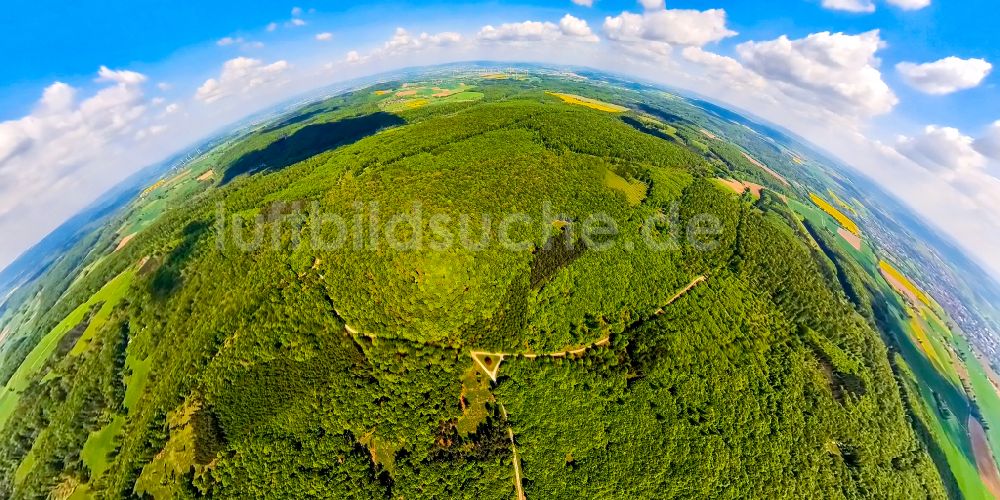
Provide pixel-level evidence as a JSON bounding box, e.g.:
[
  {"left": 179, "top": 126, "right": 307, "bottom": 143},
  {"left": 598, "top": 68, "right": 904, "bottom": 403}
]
[{"left": 1, "top": 1, "right": 999, "bottom": 285}]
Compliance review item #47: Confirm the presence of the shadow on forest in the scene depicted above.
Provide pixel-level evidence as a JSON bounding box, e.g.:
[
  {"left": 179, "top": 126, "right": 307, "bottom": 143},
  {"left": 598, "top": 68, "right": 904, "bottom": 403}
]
[
  {"left": 150, "top": 220, "right": 210, "bottom": 299},
  {"left": 258, "top": 107, "right": 333, "bottom": 134},
  {"left": 222, "top": 112, "right": 406, "bottom": 184},
  {"left": 530, "top": 228, "right": 589, "bottom": 290},
  {"left": 621, "top": 116, "right": 678, "bottom": 143},
  {"left": 636, "top": 103, "right": 689, "bottom": 126}
]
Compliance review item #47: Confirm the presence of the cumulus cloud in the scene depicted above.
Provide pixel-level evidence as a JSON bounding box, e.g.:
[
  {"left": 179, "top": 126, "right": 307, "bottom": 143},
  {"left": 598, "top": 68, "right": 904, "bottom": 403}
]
[
  {"left": 735, "top": 30, "right": 897, "bottom": 117},
  {"left": 571, "top": 0, "right": 593, "bottom": 6},
  {"left": 338, "top": 27, "right": 467, "bottom": 66},
  {"left": 315, "top": 32, "right": 333, "bottom": 41},
  {"left": 377, "top": 28, "right": 463, "bottom": 56},
  {"left": 821, "top": 0, "right": 876, "bottom": 13},
  {"left": 478, "top": 21, "right": 559, "bottom": 42},
  {"left": 603, "top": 8, "right": 736, "bottom": 47},
  {"left": 97, "top": 66, "right": 148, "bottom": 86},
  {"left": 0, "top": 123, "right": 32, "bottom": 165},
  {"left": 266, "top": 22, "right": 278, "bottom": 32},
  {"left": 891, "top": 125, "right": 1000, "bottom": 249},
  {"left": 896, "top": 57, "right": 992, "bottom": 95},
  {"left": 195, "top": 57, "right": 291, "bottom": 104},
  {"left": 344, "top": 50, "right": 368, "bottom": 64},
  {"left": 0, "top": 67, "right": 162, "bottom": 265},
  {"left": 639, "top": 0, "right": 665, "bottom": 10},
  {"left": 681, "top": 46, "right": 767, "bottom": 91},
  {"left": 291, "top": 6, "right": 303, "bottom": 17},
  {"left": 289, "top": 18, "right": 307, "bottom": 27},
  {"left": 478, "top": 16, "right": 599, "bottom": 43},
  {"left": 973, "top": 121, "right": 1000, "bottom": 160},
  {"left": 896, "top": 125, "right": 987, "bottom": 174},
  {"left": 559, "top": 15, "right": 600, "bottom": 41}
]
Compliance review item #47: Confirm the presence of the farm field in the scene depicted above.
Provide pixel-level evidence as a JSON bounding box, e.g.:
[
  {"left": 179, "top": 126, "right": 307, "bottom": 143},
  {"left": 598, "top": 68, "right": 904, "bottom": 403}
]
[
  {"left": 810, "top": 192, "right": 861, "bottom": 236},
  {"left": 787, "top": 197, "right": 878, "bottom": 269},
  {"left": 875, "top": 263, "right": 1000, "bottom": 498},
  {"left": 546, "top": 92, "right": 627, "bottom": 112},
  {"left": 377, "top": 82, "right": 484, "bottom": 112},
  {"left": 0, "top": 267, "right": 135, "bottom": 430},
  {"left": 897, "top": 355, "right": 991, "bottom": 499},
  {"left": 741, "top": 152, "right": 790, "bottom": 186},
  {"left": 715, "top": 178, "right": 763, "bottom": 198},
  {"left": 881, "top": 260, "right": 933, "bottom": 307}
]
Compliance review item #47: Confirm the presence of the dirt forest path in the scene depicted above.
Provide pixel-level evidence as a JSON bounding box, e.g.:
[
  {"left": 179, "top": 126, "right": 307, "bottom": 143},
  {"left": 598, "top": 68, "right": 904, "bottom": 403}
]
[
  {"left": 472, "top": 275, "right": 708, "bottom": 500},
  {"left": 471, "top": 275, "right": 707, "bottom": 383},
  {"left": 500, "top": 403, "right": 526, "bottom": 500},
  {"left": 470, "top": 336, "right": 612, "bottom": 383}
]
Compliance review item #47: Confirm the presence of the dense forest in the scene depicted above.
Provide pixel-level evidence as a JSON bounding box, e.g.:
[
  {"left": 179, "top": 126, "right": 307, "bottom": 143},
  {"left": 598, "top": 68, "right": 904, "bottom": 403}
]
[{"left": 0, "top": 72, "right": 949, "bottom": 498}]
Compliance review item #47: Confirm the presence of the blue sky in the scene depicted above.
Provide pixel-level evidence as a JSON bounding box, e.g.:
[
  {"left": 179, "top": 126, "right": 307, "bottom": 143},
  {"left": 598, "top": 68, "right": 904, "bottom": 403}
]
[
  {"left": 2, "top": 0, "right": 997, "bottom": 129},
  {"left": 1, "top": 0, "right": 999, "bottom": 279}
]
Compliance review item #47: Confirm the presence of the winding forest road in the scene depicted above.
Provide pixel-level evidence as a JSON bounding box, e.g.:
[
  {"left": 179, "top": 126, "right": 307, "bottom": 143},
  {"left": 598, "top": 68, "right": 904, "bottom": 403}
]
[
  {"left": 471, "top": 275, "right": 707, "bottom": 382},
  {"left": 472, "top": 275, "right": 708, "bottom": 500}
]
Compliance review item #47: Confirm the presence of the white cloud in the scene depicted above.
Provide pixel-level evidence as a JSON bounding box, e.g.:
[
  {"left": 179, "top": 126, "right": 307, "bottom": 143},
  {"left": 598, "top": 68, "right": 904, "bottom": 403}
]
[
  {"left": 886, "top": 0, "right": 930, "bottom": 10},
  {"left": 291, "top": 6, "right": 303, "bottom": 17},
  {"left": 822, "top": 0, "right": 876, "bottom": 13},
  {"left": 822, "top": 0, "right": 930, "bottom": 12},
  {"left": 195, "top": 57, "right": 291, "bottom": 104},
  {"left": 135, "top": 124, "right": 167, "bottom": 140},
  {"left": 266, "top": 22, "right": 278, "bottom": 32},
  {"left": 217, "top": 37, "right": 263, "bottom": 50},
  {"left": 378, "top": 28, "right": 463, "bottom": 56},
  {"left": 164, "top": 103, "right": 179, "bottom": 114},
  {"left": 217, "top": 36, "right": 244, "bottom": 46},
  {"left": 603, "top": 8, "right": 736, "bottom": 48},
  {"left": 891, "top": 125, "right": 1000, "bottom": 254},
  {"left": 0, "top": 123, "right": 32, "bottom": 165},
  {"left": 315, "top": 32, "right": 333, "bottom": 41},
  {"left": 289, "top": 18, "right": 307, "bottom": 27},
  {"left": 638, "top": 0, "right": 665, "bottom": 10},
  {"left": 896, "top": 125, "right": 987, "bottom": 174},
  {"left": 0, "top": 67, "right": 162, "bottom": 266},
  {"left": 681, "top": 46, "right": 767, "bottom": 91},
  {"left": 479, "top": 21, "right": 562, "bottom": 42},
  {"left": 477, "top": 17, "right": 599, "bottom": 43},
  {"left": 896, "top": 57, "right": 992, "bottom": 95},
  {"left": 736, "top": 30, "right": 897, "bottom": 117},
  {"left": 39, "top": 82, "right": 76, "bottom": 112},
  {"left": 973, "top": 121, "right": 1000, "bottom": 160},
  {"left": 345, "top": 50, "right": 367, "bottom": 64},
  {"left": 156, "top": 82, "right": 172, "bottom": 92},
  {"left": 97, "top": 66, "right": 148, "bottom": 86},
  {"left": 571, "top": 0, "right": 594, "bottom": 6},
  {"left": 560, "top": 15, "right": 600, "bottom": 41}
]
